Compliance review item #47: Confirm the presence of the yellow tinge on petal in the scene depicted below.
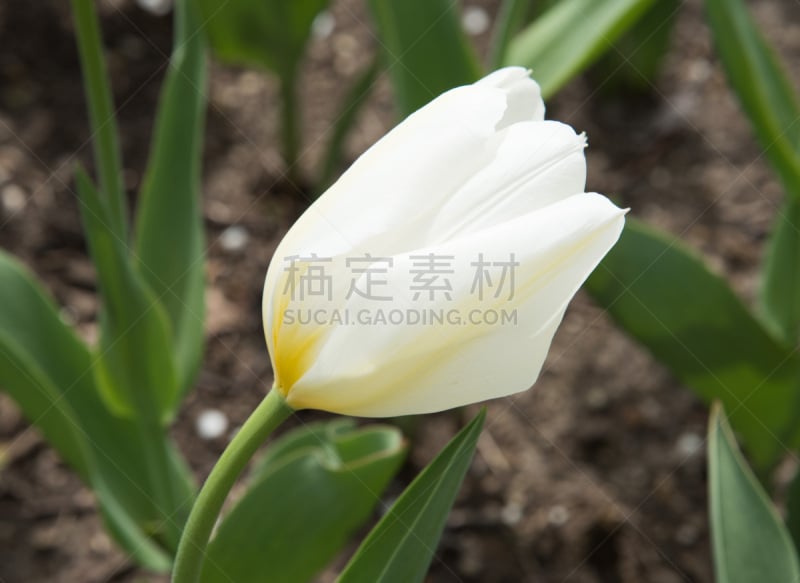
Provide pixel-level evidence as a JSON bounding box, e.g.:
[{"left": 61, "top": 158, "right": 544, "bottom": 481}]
[{"left": 270, "top": 267, "right": 325, "bottom": 397}]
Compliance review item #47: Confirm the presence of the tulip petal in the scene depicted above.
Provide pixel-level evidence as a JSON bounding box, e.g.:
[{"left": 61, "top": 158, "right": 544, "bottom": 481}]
[
  {"left": 475, "top": 66, "right": 545, "bottom": 126},
  {"left": 264, "top": 70, "right": 548, "bottom": 369},
  {"left": 430, "top": 121, "right": 587, "bottom": 243},
  {"left": 284, "top": 193, "right": 625, "bottom": 416}
]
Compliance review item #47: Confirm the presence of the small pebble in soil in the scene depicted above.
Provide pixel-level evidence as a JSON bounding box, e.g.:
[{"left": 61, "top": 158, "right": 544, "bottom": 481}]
[
  {"left": 462, "top": 6, "right": 490, "bottom": 36},
  {"left": 312, "top": 10, "right": 336, "bottom": 39},
  {"left": 547, "top": 504, "right": 570, "bottom": 527},
  {"left": 675, "top": 431, "right": 704, "bottom": 459},
  {"left": 196, "top": 409, "right": 229, "bottom": 440},
  {"left": 501, "top": 501, "right": 523, "bottom": 525},
  {"left": 219, "top": 225, "right": 250, "bottom": 253},
  {"left": 1, "top": 183, "right": 27, "bottom": 214},
  {"left": 89, "top": 532, "right": 113, "bottom": 555},
  {"left": 136, "top": 0, "right": 172, "bottom": 16}
]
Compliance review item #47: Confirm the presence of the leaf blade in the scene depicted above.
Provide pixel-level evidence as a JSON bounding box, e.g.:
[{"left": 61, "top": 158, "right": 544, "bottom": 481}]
[
  {"left": 338, "top": 409, "right": 486, "bottom": 583},
  {"left": 134, "top": 0, "right": 207, "bottom": 399},
  {"left": 705, "top": 0, "right": 800, "bottom": 198},
  {"left": 709, "top": 403, "right": 800, "bottom": 583},
  {"left": 0, "top": 252, "right": 182, "bottom": 569},
  {"left": 761, "top": 197, "right": 800, "bottom": 346},
  {"left": 504, "top": 0, "right": 654, "bottom": 98},
  {"left": 585, "top": 219, "right": 800, "bottom": 470},
  {"left": 200, "top": 421, "right": 406, "bottom": 583}
]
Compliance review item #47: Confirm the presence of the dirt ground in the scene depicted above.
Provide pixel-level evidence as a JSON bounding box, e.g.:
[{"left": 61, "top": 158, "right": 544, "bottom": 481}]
[{"left": 0, "top": 0, "right": 797, "bottom": 581}]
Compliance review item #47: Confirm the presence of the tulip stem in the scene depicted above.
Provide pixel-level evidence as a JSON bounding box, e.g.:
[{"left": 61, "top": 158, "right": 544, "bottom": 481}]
[{"left": 172, "top": 389, "right": 293, "bottom": 583}]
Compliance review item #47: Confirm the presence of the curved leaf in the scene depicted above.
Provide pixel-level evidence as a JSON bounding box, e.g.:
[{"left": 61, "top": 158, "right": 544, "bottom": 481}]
[
  {"left": 338, "top": 409, "right": 485, "bottom": 583},
  {"left": 505, "top": 0, "right": 654, "bottom": 98},
  {"left": 200, "top": 420, "right": 406, "bottom": 583},
  {"left": 586, "top": 219, "right": 800, "bottom": 470},
  {"left": 0, "top": 252, "right": 178, "bottom": 569},
  {"left": 135, "top": 0, "right": 207, "bottom": 401},
  {"left": 709, "top": 404, "right": 800, "bottom": 583}
]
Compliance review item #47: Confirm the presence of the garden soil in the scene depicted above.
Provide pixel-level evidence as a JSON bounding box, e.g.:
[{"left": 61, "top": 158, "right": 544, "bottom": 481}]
[{"left": 1, "top": 0, "right": 797, "bottom": 581}]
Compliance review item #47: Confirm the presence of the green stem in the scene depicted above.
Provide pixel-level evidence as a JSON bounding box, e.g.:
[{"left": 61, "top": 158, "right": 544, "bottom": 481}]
[
  {"left": 70, "top": 0, "right": 127, "bottom": 238},
  {"left": 172, "top": 390, "right": 293, "bottom": 583},
  {"left": 280, "top": 69, "right": 302, "bottom": 187}
]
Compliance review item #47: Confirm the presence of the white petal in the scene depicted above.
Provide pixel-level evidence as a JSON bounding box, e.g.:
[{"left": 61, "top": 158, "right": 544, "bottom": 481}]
[
  {"left": 475, "top": 67, "right": 545, "bottom": 125},
  {"left": 429, "top": 121, "right": 587, "bottom": 243},
  {"left": 284, "top": 194, "right": 625, "bottom": 416},
  {"left": 264, "top": 74, "right": 549, "bottom": 366}
]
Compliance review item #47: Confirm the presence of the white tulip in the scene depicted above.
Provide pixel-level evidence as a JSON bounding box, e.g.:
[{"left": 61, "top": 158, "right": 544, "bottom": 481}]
[{"left": 262, "top": 67, "right": 626, "bottom": 417}]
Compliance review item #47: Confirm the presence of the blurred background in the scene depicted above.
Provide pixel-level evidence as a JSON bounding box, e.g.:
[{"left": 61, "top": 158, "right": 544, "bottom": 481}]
[{"left": 0, "top": 0, "right": 797, "bottom": 581}]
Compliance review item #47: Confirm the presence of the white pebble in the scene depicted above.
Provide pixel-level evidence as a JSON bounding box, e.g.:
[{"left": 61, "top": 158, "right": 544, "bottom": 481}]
[
  {"left": 136, "top": 0, "right": 173, "bottom": 16},
  {"left": 1, "top": 184, "right": 26, "bottom": 213},
  {"left": 196, "top": 409, "right": 229, "bottom": 440},
  {"left": 312, "top": 11, "right": 336, "bottom": 39},
  {"left": 676, "top": 432, "right": 704, "bottom": 458},
  {"left": 501, "top": 501, "right": 523, "bottom": 525},
  {"left": 548, "top": 504, "right": 570, "bottom": 526},
  {"left": 219, "top": 225, "right": 249, "bottom": 252},
  {"left": 462, "top": 6, "right": 490, "bottom": 36}
]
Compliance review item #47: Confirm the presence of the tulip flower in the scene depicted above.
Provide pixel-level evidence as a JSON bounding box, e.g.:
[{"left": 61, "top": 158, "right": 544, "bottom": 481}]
[
  {"left": 262, "top": 66, "right": 626, "bottom": 417},
  {"left": 174, "top": 68, "right": 625, "bottom": 582}
]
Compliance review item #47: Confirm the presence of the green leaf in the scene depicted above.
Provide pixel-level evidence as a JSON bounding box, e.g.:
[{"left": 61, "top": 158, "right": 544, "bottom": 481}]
[
  {"left": 70, "top": 0, "right": 127, "bottom": 239},
  {"left": 590, "top": 0, "right": 679, "bottom": 94},
  {"left": 585, "top": 219, "right": 800, "bottom": 470},
  {"left": 196, "top": 0, "right": 328, "bottom": 78},
  {"left": 338, "top": 409, "right": 486, "bottom": 583},
  {"left": 77, "top": 171, "right": 195, "bottom": 552},
  {"left": 761, "top": 197, "right": 800, "bottom": 346},
  {"left": 200, "top": 420, "right": 406, "bottom": 583},
  {"left": 786, "top": 463, "right": 800, "bottom": 557},
  {"left": 705, "top": 0, "right": 800, "bottom": 199},
  {"left": 504, "top": 0, "right": 654, "bottom": 98},
  {"left": 134, "top": 0, "right": 207, "bottom": 401},
  {"left": 709, "top": 403, "right": 800, "bottom": 583},
  {"left": 76, "top": 169, "right": 179, "bottom": 420},
  {"left": 0, "top": 252, "right": 183, "bottom": 569},
  {"left": 0, "top": 253, "right": 93, "bottom": 477},
  {"left": 367, "top": 0, "right": 481, "bottom": 117}
]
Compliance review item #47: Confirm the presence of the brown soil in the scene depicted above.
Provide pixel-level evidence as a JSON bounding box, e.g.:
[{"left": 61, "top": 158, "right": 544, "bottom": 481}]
[{"left": 1, "top": 0, "right": 796, "bottom": 581}]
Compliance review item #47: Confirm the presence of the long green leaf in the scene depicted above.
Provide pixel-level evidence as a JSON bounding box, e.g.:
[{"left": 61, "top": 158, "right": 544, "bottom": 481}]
[
  {"left": 76, "top": 169, "right": 178, "bottom": 420},
  {"left": 586, "top": 219, "right": 800, "bottom": 470},
  {"left": 705, "top": 0, "right": 800, "bottom": 348},
  {"left": 590, "top": 0, "right": 679, "bottom": 94},
  {"left": 70, "top": 0, "right": 127, "bottom": 239},
  {"left": 786, "top": 463, "right": 800, "bottom": 557},
  {"left": 0, "top": 252, "right": 180, "bottom": 569},
  {"left": 504, "top": 0, "right": 654, "bottom": 98},
  {"left": 761, "top": 198, "right": 800, "bottom": 346},
  {"left": 367, "top": 0, "right": 481, "bottom": 117},
  {"left": 76, "top": 170, "right": 194, "bottom": 552},
  {"left": 338, "top": 409, "right": 486, "bottom": 583},
  {"left": 135, "top": 0, "right": 207, "bottom": 402},
  {"left": 705, "top": 0, "right": 800, "bottom": 199},
  {"left": 709, "top": 403, "right": 800, "bottom": 583},
  {"left": 0, "top": 254, "right": 92, "bottom": 477},
  {"left": 200, "top": 420, "right": 406, "bottom": 583}
]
